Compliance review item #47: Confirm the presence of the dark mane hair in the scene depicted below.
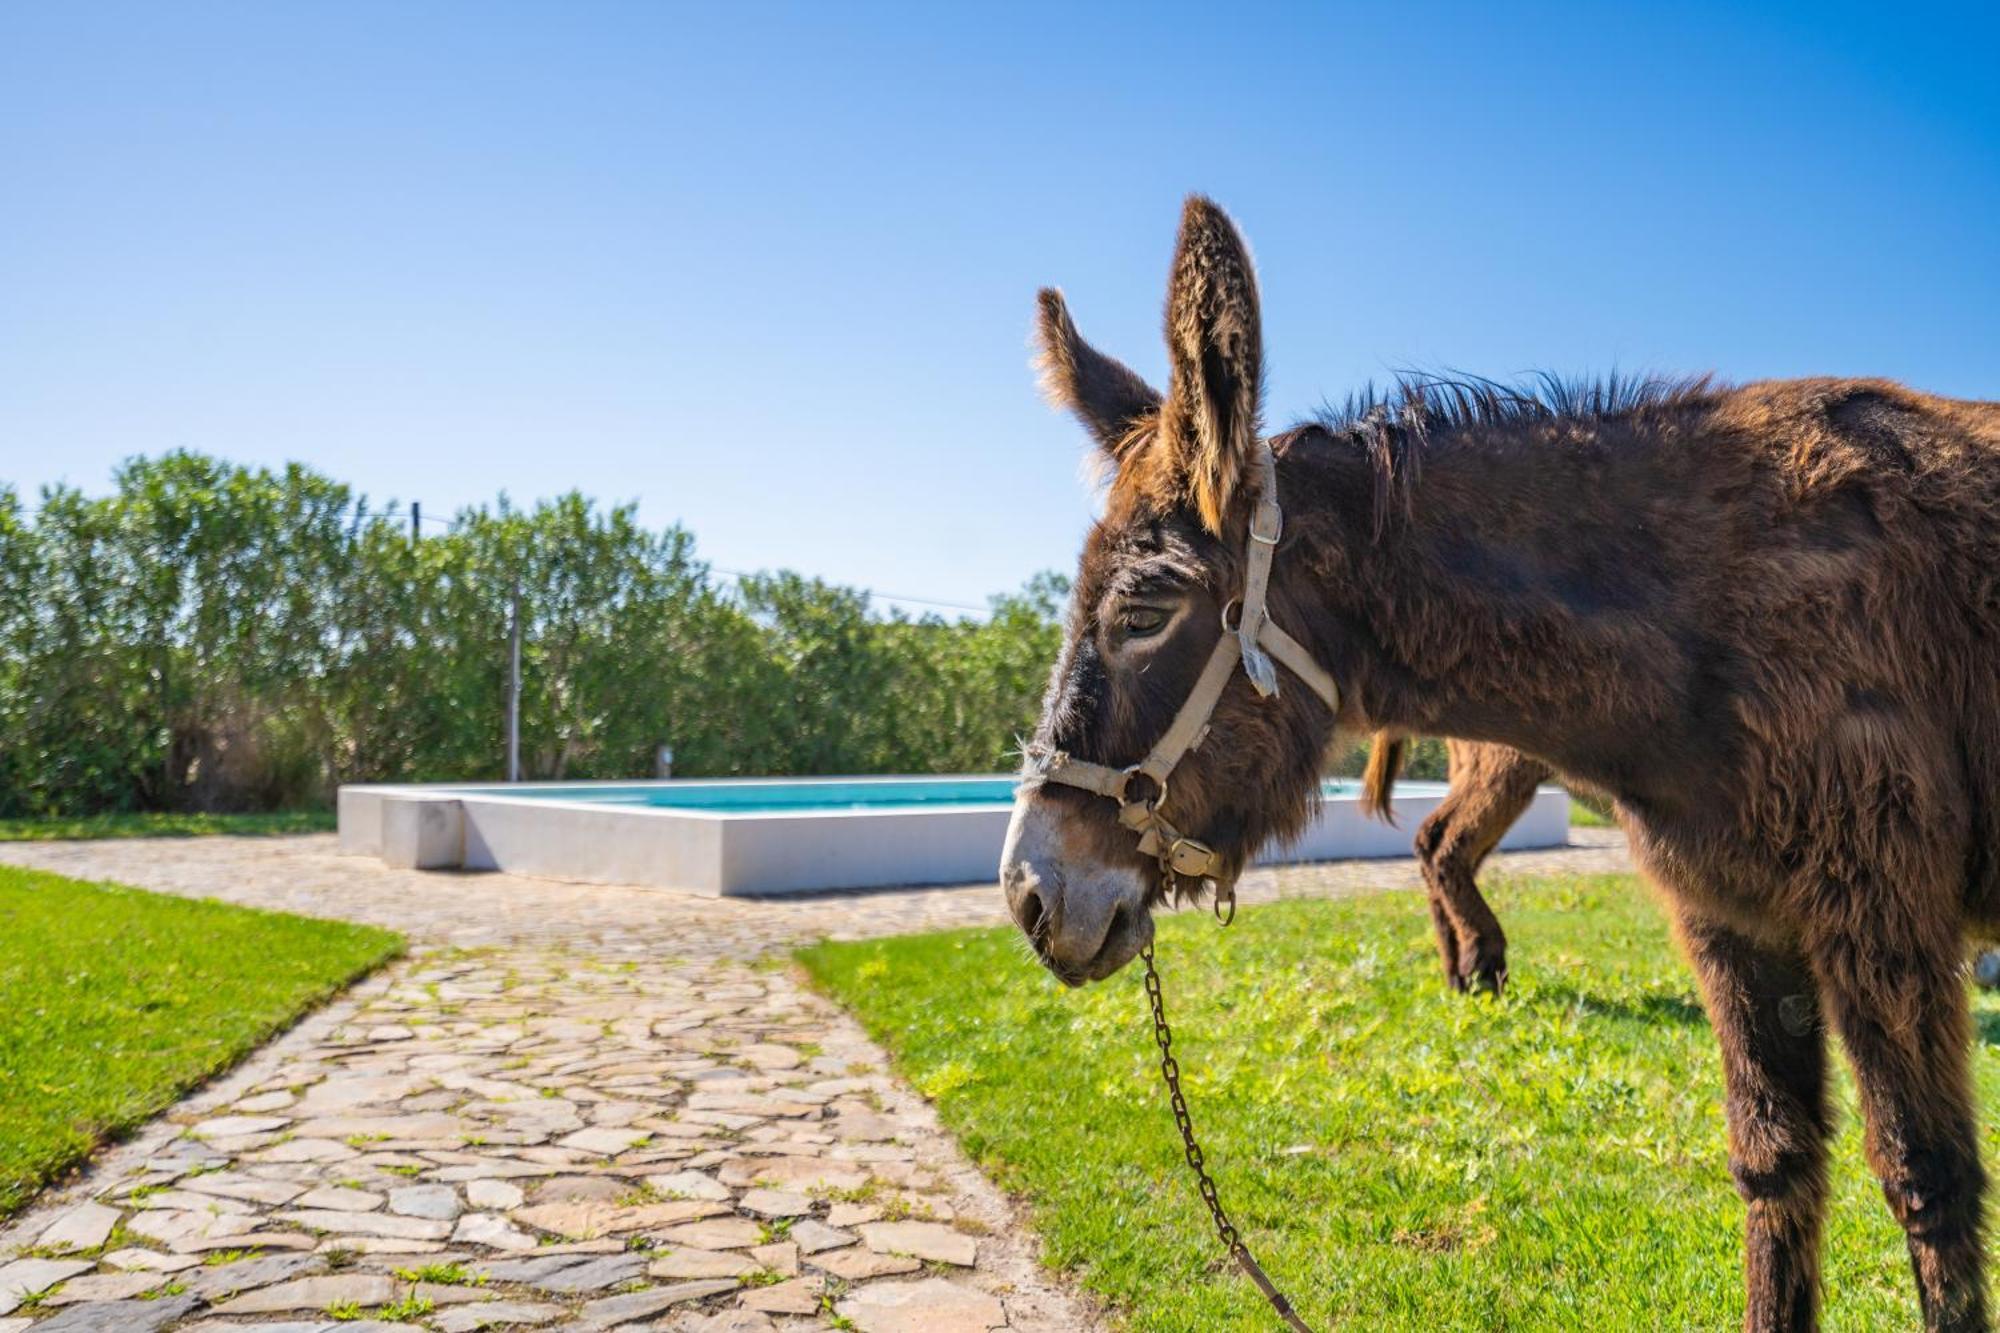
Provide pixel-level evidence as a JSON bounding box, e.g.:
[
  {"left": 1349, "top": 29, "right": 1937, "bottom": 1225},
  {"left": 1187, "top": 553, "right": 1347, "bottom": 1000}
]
[{"left": 1291, "top": 371, "right": 1720, "bottom": 537}]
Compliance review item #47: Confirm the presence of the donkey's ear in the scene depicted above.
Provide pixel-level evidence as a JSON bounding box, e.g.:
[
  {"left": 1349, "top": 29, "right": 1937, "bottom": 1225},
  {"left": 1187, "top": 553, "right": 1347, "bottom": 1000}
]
[
  {"left": 1034, "top": 287, "right": 1162, "bottom": 463},
  {"left": 1159, "top": 195, "right": 1263, "bottom": 534}
]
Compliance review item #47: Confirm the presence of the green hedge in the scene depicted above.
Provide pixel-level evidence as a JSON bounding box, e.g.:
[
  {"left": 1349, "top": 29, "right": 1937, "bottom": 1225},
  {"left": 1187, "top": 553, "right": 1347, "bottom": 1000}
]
[{"left": 0, "top": 452, "right": 1065, "bottom": 816}]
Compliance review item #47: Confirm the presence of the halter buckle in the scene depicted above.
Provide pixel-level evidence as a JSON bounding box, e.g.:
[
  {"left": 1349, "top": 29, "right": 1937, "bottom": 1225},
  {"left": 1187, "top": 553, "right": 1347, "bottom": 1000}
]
[
  {"left": 1165, "top": 836, "right": 1217, "bottom": 878},
  {"left": 1250, "top": 498, "right": 1283, "bottom": 545}
]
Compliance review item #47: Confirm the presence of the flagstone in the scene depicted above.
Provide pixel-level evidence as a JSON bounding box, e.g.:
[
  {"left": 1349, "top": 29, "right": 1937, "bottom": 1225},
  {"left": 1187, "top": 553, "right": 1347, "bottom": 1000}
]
[
  {"left": 789, "top": 1219, "right": 856, "bottom": 1254},
  {"left": 451, "top": 1213, "right": 538, "bottom": 1251},
  {"left": 515, "top": 1197, "right": 729, "bottom": 1239},
  {"left": 736, "top": 1188, "right": 811, "bottom": 1218},
  {"left": 275, "top": 1209, "right": 452, "bottom": 1239},
  {"left": 211, "top": 1272, "right": 398, "bottom": 1314},
  {"left": 810, "top": 1247, "right": 922, "bottom": 1280},
  {"left": 654, "top": 1218, "right": 765, "bottom": 1251},
  {"left": 99, "top": 1249, "right": 199, "bottom": 1274},
  {"left": 646, "top": 1247, "right": 757, "bottom": 1280},
  {"left": 432, "top": 1300, "right": 566, "bottom": 1332},
  {"left": 190, "top": 1114, "right": 291, "bottom": 1138},
  {"left": 180, "top": 1172, "right": 309, "bottom": 1206},
  {"left": 174, "top": 1231, "right": 319, "bottom": 1254},
  {"left": 645, "top": 1170, "right": 732, "bottom": 1202},
  {"left": 517, "top": 1253, "right": 647, "bottom": 1294},
  {"left": 740, "top": 1274, "right": 822, "bottom": 1314},
  {"left": 859, "top": 1221, "right": 977, "bottom": 1267},
  {"left": 554, "top": 1126, "right": 652, "bottom": 1155},
  {"left": 576, "top": 1279, "right": 739, "bottom": 1328},
  {"left": 465, "top": 1179, "right": 524, "bottom": 1210},
  {"left": 183, "top": 1253, "right": 319, "bottom": 1300},
  {"left": 674, "top": 1312, "right": 778, "bottom": 1333},
  {"left": 35, "top": 1201, "right": 121, "bottom": 1252},
  {"left": 29, "top": 1294, "right": 201, "bottom": 1333},
  {"left": 125, "top": 1208, "right": 259, "bottom": 1247},
  {"left": 835, "top": 1277, "right": 1007, "bottom": 1333},
  {"left": 718, "top": 1156, "right": 870, "bottom": 1193},
  {"left": 747, "top": 1242, "right": 797, "bottom": 1276},
  {"left": 245, "top": 1138, "right": 358, "bottom": 1164},
  {"left": 42, "top": 1271, "right": 160, "bottom": 1304},
  {"left": 824, "top": 1203, "right": 884, "bottom": 1229},
  {"left": 389, "top": 1184, "right": 462, "bottom": 1219},
  {"left": 295, "top": 1185, "right": 384, "bottom": 1211}
]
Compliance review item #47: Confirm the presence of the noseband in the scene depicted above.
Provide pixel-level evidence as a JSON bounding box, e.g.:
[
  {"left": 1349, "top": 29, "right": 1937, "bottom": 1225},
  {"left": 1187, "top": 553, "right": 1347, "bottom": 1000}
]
[{"left": 1026, "top": 440, "right": 1341, "bottom": 905}]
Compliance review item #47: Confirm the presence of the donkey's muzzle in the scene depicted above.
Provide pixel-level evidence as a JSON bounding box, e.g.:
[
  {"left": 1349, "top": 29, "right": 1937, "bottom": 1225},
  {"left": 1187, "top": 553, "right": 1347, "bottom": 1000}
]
[{"left": 1001, "top": 793, "right": 1153, "bottom": 984}]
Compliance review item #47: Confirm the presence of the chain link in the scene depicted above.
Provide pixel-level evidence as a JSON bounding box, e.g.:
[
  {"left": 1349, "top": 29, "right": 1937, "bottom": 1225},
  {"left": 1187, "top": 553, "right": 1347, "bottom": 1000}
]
[{"left": 1141, "top": 943, "right": 1315, "bottom": 1332}]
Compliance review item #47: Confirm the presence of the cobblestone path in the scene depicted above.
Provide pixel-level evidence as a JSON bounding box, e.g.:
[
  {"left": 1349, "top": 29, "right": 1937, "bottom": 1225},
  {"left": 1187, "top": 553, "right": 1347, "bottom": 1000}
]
[{"left": 0, "top": 828, "right": 1630, "bottom": 1332}]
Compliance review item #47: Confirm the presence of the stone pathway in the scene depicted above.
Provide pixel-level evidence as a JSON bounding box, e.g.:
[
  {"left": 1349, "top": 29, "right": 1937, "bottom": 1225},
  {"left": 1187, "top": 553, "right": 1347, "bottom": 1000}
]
[{"left": 0, "top": 829, "right": 1630, "bottom": 1332}]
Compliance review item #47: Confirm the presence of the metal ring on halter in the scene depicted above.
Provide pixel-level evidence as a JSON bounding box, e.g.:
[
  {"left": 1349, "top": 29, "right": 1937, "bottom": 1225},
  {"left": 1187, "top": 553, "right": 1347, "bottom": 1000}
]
[
  {"left": 1118, "top": 764, "right": 1166, "bottom": 812},
  {"left": 1218, "top": 598, "right": 1243, "bottom": 635}
]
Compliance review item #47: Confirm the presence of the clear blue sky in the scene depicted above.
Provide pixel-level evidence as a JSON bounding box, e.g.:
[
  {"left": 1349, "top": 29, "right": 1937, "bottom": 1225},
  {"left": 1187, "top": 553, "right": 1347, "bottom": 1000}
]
[{"left": 3, "top": 2, "right": 1995, "bottom": 616}]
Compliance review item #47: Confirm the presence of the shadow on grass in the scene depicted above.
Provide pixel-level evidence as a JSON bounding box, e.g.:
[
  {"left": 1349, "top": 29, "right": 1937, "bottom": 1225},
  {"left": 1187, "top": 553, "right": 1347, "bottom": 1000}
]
[{"left": 1534, "top": 983, "right": 1709, "bottom": 1029}]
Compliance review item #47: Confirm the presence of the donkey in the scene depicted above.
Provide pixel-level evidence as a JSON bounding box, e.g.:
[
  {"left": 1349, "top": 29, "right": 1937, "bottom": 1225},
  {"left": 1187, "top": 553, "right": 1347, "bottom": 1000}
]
[
  {"left": 1002, "top": 196, "right": 2000, "bottom": 1332},
  {"left": 1363, "top": 736, "right": 1552, "bottom": 994}
]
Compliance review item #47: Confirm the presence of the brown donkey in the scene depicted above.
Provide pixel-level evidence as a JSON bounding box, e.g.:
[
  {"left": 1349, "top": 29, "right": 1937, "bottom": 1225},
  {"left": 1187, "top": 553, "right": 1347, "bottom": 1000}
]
[
  {"left": 1364, "top": 737, "right": 1552, "bottom": 994},
  {"left": 1001, "top": 196, "right": 2000, "bottom": 1331}
]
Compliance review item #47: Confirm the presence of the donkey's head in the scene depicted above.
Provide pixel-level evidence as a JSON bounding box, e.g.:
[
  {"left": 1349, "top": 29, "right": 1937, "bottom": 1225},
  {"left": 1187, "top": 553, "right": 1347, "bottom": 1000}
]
[{"left": 1003, "top": 197, "right": 1342, "bottom": 985}]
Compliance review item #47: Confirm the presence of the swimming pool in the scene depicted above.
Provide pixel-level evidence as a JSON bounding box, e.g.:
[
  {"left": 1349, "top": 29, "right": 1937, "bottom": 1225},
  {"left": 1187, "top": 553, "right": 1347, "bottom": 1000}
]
[{"left": 337, "top": 774, "right": 1568, "bottom": 897}]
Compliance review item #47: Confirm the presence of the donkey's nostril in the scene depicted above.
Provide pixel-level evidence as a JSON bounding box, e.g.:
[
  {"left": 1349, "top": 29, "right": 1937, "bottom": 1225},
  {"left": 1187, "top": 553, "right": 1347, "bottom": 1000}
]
[{"left": 1015, "top": 884, "right": 1047, "bottom": 939}]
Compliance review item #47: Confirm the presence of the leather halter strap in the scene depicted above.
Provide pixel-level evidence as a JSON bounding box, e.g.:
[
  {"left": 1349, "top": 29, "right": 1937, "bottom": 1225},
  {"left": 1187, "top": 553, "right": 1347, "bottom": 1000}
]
[{"left": 1025, "top": 440, "right": 1341, "bottom": 888}]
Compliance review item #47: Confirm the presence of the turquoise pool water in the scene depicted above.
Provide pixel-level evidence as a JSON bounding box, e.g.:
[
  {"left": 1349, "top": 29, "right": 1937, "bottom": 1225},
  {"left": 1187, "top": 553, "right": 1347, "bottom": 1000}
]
[{"left": 463, "top": 776, "right": 1365, "bottom": 815}]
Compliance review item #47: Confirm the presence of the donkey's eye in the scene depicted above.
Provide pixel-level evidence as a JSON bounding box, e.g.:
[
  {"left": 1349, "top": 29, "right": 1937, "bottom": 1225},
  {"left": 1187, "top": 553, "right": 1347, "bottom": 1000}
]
[{"left": 1121, "top": 606, "right": 1169, "bottom": 637}]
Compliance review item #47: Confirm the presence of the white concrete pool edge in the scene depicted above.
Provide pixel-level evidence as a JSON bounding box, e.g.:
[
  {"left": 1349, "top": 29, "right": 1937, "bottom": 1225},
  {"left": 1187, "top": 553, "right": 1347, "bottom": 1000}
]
[{"left": 338, "top": 775, "right": 1570, "bottom": 897}]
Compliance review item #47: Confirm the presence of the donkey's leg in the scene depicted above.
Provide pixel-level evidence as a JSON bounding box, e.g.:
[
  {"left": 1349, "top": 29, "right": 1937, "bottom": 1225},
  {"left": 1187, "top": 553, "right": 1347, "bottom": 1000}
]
[
  {"left": 1677, "top": 913, "right": 1829, "bottom": 1333},
  {"left": 1414, "top": 742, "right": 1545, "bottom": 993},
  {"left": 1809, "top": 918, "right": 1985, "bottom": 1332}
]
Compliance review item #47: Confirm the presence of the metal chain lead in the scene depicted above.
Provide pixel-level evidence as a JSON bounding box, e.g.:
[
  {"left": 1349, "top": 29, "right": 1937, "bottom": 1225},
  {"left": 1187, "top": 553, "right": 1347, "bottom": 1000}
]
[{"left": 1141, "top": 943, "right": 1314, "bottom": 1333}]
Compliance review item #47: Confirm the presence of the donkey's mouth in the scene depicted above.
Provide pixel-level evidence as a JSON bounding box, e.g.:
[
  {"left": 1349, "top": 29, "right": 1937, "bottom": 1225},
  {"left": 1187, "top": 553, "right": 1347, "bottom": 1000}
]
[{"left": 1035, "top": 896, "right": 1154, "bottom": 986}]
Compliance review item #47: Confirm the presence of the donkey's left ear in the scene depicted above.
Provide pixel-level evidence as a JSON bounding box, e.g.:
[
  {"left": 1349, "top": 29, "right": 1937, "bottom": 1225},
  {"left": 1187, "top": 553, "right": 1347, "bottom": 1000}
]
[{"left": 1159, "top": 195, "right": 1263, "bottom": 534}]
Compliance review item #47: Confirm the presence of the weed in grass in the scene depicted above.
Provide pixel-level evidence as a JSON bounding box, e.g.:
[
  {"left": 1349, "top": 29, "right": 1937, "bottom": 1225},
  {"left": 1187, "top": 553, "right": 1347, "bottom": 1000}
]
[
  {"left": 324, "top": 1299, "right": 363, "bottom": 1320},
  {"left": 202, "top": 1249, "right": 252, "bottom": 1267},
  {"left": 377, "top": 1293, "right": 435, "bottom": 1320}
]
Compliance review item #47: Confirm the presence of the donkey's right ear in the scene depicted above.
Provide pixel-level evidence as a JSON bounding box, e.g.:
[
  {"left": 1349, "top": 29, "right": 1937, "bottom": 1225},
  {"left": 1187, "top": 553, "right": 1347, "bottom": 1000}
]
[{"left": 1033, "top": 288, "right": 1162, "bottom": 464}]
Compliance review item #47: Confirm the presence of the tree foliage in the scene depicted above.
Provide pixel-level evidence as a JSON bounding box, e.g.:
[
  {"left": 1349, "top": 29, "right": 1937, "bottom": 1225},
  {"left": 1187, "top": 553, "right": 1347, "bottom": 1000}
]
[{"left": 0, "top": 453, "right": 1069, "bottom": 816}]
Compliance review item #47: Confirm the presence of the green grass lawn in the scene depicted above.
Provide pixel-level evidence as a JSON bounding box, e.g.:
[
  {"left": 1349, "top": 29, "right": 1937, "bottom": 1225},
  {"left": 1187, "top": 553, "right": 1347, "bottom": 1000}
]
[
  {"left": 0, "top": 865, "right": 401, "bottom": 1218},
  {"left": 1567, "top": 799, "right": 1614, "bottom": 828},
  {"left": 0, "top": 810, "right": 335, "bottom": 841},
  {"left": 801, "top": 873, "right": 2000, "bottom": 1330}
]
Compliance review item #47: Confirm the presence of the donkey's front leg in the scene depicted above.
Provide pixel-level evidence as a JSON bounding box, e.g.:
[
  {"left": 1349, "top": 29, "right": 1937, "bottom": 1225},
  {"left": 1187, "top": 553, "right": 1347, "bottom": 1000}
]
[
  {"left": 1677, "top": 912, "right": 1830, "bottom": 1333},
  {"left": 1809, "top": 916, "right": 1986, "bottom": 1332}
]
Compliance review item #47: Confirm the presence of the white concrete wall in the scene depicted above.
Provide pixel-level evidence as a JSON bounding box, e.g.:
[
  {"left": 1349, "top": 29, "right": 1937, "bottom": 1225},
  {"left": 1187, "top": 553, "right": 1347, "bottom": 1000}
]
[
  {"left": 718, "top": 808, "right": 1015, "bottom": 895},
  {"left": 335, "top": 778, "right": 1574, "bottom": 897},
  {"left": 461, "top": 799, "right": 730, "bottom": 895}
]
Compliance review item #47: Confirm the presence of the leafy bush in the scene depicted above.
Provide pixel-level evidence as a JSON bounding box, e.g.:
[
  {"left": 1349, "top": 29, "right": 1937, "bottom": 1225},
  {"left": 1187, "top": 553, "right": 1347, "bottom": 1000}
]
[{"left": 0, "top": 452, "right": 1065, "bottom": 816}]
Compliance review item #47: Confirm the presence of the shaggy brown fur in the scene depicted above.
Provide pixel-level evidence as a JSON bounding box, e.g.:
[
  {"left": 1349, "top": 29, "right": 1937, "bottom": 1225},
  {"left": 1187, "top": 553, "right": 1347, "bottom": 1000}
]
[{"left": 1015, "top": 195, "right": 2000, "bottom": 1331}]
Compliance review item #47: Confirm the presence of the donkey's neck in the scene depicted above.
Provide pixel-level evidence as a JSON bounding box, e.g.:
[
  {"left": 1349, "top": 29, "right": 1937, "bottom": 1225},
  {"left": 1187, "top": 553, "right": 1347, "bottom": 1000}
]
[{"left": 1275, "top": 413, "right": 1730, "bottom": 808}]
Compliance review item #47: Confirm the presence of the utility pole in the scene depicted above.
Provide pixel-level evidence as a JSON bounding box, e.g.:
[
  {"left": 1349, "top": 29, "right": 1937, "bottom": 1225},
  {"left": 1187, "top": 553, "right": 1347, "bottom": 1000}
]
[
  {"left": 507, "top": 578, "right": 522, "bottom": 782},
  {"left": 411, "top": 501, "right": 421, "bottom": 541}
]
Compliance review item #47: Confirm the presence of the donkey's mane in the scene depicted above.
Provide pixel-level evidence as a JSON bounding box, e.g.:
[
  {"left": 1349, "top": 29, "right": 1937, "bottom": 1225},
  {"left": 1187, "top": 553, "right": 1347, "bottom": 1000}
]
[{"left": 1295, "top": 371, "right": 1720, "bottom": 536}]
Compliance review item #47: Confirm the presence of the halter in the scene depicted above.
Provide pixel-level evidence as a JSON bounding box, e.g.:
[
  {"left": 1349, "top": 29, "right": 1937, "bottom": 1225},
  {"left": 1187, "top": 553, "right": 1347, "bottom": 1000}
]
[{"left": 1024, "top": 440, "right": 1341, "bottom": 907}]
